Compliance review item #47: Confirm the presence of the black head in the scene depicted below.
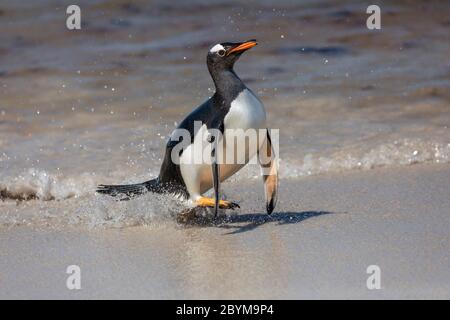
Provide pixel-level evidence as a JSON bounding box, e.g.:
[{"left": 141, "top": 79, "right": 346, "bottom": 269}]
[{"left": 207, "top": 39, "right": 257, "bottom": 74}]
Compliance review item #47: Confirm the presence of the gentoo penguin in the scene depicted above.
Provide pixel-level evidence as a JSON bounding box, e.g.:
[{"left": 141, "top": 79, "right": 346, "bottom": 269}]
[{"left": 97, "top": 40, "right": 278, "bottom": 216}]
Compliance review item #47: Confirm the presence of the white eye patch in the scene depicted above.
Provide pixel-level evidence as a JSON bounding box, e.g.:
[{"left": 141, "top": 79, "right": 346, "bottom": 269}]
[{"left": 209, "top": 44, "right": 225, "bottom": 53}]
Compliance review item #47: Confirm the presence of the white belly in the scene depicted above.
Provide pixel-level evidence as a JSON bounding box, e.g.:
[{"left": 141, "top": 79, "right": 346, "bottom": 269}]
[
  {"left": 223, "top": 88, "right": 267, "bottom": 131},
  {"left": 180, "top": 89, "right": 267, "bottom": 199}
]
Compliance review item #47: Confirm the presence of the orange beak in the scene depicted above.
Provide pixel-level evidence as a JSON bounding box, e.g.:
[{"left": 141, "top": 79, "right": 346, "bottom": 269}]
[{"left": 227, "top": 40, "right": 258, "bottom": 55}]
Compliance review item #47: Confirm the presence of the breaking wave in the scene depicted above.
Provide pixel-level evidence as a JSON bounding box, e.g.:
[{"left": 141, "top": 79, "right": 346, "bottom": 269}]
[
  {"left": 281, "top": 138, "right": 450, "bottom": 178},
  {"left": 0, "top": 138, "right": 449, "bottom": 228},
  {"left": 1, "top": 138, "right": 449, "bottom": 203},
  {"left": 0, "top": 168, "right": 97, "bottom": 201}
]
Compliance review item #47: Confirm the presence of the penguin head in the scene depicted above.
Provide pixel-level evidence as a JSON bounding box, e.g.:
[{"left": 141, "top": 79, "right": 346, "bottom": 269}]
[{"left": 207, "top": 40, "right": 257, "bottom": 72}]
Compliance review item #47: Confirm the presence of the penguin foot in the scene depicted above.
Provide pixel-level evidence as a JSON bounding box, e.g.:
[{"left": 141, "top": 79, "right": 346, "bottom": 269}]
[{"left": 195, "top": 197, "right": 240, "bottom": 210}]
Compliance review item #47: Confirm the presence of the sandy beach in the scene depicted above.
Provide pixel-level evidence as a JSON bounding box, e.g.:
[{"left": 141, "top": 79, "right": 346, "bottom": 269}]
[{"left": 1, "top": 163, "right": 449, "bottom": 299}]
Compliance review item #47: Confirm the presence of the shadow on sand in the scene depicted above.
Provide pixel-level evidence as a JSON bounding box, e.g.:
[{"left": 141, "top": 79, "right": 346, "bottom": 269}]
[{"left": 177, "top": 210, "right": 335, "bottom": 234}]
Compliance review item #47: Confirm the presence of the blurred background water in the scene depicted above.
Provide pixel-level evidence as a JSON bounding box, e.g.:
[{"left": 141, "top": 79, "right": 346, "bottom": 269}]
[{"left": 0, "top": 0, "right": 449, "bottom": 225}]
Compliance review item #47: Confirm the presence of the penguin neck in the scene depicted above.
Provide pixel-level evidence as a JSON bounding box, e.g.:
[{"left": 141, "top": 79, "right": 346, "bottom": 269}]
[{"left": 210, "top": 68, "right": 245, "bottom": 100}]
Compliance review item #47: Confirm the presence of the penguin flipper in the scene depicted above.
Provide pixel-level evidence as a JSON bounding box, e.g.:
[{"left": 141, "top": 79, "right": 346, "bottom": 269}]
[
  {"left": 212, "top": 158, "right": 220, "bottom": 217},
  {"left": 209, "top": 129, "right": 221, "bottom": 217},
  {"left": 258, "top": 129, "right": 278, "bottom": 215}
]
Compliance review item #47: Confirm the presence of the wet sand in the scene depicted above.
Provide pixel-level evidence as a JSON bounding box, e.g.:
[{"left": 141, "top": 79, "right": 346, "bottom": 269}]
[{"left": 1, "top": 163, "right": 449, "bottom": 299}]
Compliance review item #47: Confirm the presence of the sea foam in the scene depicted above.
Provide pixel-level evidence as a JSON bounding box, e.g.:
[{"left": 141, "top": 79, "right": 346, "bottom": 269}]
[{"left": 1, "top": 138, "right": 449, "bottom": 202}]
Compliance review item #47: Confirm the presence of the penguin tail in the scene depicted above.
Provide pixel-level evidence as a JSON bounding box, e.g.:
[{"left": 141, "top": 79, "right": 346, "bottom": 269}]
[{"left": 96, "top": 178, "right": 161, "bottom": 198}]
